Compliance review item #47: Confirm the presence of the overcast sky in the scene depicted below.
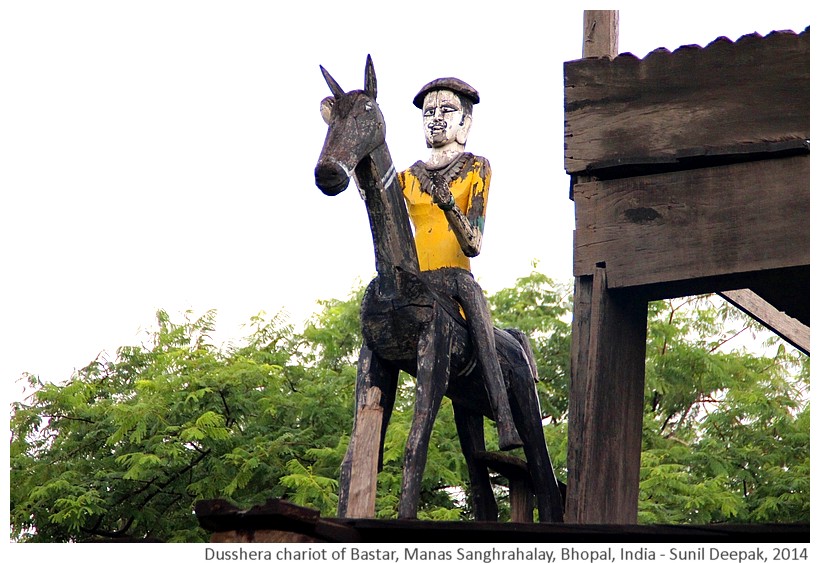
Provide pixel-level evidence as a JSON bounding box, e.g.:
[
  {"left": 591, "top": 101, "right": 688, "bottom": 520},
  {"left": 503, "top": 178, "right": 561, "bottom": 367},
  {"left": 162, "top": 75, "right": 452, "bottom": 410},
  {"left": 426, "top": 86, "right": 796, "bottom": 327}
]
[{"left": 2, "top": 2, "right": 811, "bottom": 404}]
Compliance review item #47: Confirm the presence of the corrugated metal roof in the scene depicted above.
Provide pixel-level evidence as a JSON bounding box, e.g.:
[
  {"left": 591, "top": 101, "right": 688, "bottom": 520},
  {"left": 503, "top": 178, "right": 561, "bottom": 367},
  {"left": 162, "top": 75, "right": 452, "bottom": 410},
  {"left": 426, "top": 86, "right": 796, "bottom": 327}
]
[{"left": 610, "top": 27, "right": 810, "bottom": 62}]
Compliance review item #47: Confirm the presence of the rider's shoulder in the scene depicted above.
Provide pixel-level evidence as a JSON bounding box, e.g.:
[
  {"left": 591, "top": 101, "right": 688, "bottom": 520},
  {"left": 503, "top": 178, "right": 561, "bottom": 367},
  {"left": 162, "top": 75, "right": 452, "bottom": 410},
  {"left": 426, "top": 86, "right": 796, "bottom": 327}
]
[{"left": 465, "top": 153, "right": 491, "bottom": 171}]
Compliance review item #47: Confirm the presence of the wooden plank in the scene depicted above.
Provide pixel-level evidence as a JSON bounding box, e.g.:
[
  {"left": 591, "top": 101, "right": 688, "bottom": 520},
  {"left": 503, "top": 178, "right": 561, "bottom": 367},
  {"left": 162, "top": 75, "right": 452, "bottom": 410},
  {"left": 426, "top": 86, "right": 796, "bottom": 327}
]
[
  {"left": 210, "top": 530, "right": 322, "bottom": 543},
  {"left": 567, "top": 267, "right": 648, "bottom": 524},
  {"left": 565, "top": 28, "right": 809, "bottom": 174},
  {"left": 346, "top": 387, "right": 383, "bottom": 518},
  {"left": 195, "top": 498, "right": 319, "bottom": 530},
  {"left": 509, "top": 482, "right": 535, "bottom": 524},
  {"left": 583, "top": 11, "right": 618, "bottom": 58},
  {"left": 196, "top": 498, "right": 810, "bottom": 543},
  {"left": 195, "top": 498, "right": 361, "bottom": 542},
  {"left": 748, "top": 267, "right": 810, "bottom": 327},
  {"left": 573, "top": 156, "right": 809, "bottom": 289},
  {"left": 719, "top": 289, "right": 810, "bottom": 355}
]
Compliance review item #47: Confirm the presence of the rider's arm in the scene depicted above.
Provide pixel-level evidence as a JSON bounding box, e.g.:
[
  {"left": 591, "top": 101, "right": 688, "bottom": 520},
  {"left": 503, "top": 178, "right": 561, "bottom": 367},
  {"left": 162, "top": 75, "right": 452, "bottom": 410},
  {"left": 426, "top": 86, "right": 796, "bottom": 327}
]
[
  {"left": 439, "top": 196, "right": 483, "bottom": 257},
  {"left": 430, "top": 157, "right": 490, "bottom": 258}
]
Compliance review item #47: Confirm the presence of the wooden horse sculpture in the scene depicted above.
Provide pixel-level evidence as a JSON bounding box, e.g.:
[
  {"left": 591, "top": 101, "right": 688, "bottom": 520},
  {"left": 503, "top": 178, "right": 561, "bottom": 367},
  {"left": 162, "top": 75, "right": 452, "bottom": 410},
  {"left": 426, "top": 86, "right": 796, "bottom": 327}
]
[{"left": 314, "top": 56, "right": 563, "bottom": 523}]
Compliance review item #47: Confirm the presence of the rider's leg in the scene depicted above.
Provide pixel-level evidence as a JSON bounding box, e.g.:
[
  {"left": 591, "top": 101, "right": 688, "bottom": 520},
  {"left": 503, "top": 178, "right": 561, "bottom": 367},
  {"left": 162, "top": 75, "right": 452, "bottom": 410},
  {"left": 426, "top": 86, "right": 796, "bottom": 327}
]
[{"left": 455, "top": 271, "right": 523, "bottom": 450}]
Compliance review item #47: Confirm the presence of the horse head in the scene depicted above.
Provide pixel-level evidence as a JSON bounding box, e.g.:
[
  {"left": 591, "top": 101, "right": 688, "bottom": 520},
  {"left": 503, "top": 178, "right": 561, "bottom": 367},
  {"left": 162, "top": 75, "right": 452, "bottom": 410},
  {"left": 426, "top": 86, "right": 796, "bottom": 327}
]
[{"left": 314, "top": 55, "right": 386, "bottom": 196}]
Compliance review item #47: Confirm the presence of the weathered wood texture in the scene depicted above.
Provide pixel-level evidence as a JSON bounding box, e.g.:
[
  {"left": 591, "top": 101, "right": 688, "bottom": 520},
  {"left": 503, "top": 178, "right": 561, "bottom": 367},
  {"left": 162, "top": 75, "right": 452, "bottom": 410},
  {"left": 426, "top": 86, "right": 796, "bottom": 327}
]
[
  {"left": 399, "top": 307, "right": 453, "bottom": 519},
  {"left": 573, "top": 155, "right": 809, "bottom": 290},
  {"left": 475, "top": 451, "right": 535, "bottom": 523},
  {"left": 210, "top": 530, "right": 321, "bottom": 543},
  {"left": 564, "top": 23, "right": 810, "bottom": 529},
  {"left": 317, "top": 59, "right": 564, "bottom": 523},
  {"left": 567, "top": 267, "right": 648, "bottom": 524},
  {"left": 346, "top": 387, "right": 383, "bottom": 518},
  {"left": 196, "top": 498, "right": 809, "bottom": 543},
  {"left": 583, "top": 10, "right": 618, "bottom": 58},
  {"left": 565, "top": 28, "right": 809, "bottom": 174},
  {"left": 196, "top": 499, "right": 359, "bottom": 542},
  {"left": 719, "top": 289, "right": 810, "bottom": 355},
  {"left": 746, "top": 266, "right": 810, "bottom": 327}
]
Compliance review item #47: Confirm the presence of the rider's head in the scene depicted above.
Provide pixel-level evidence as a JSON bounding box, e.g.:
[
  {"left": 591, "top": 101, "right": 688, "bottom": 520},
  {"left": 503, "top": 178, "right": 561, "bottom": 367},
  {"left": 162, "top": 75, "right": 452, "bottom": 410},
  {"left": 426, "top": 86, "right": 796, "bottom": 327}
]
[{"left": 413, "top": 78, "right": 479, "bottom": 149}]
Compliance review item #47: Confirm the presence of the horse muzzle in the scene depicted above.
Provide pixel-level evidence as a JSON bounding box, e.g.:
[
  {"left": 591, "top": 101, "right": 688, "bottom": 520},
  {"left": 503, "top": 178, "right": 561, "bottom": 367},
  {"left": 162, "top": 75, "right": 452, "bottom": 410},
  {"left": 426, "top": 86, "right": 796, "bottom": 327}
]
[{"left": 314, "top": 160, "right": 351, "bottom": 196}]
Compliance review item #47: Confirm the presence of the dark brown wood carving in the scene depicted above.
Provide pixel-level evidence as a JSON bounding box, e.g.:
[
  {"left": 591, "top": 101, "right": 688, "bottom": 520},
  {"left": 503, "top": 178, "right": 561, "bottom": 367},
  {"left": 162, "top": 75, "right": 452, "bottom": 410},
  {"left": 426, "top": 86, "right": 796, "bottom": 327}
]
[{"left": 314, "top": 56, "right": 564, "bottom": 523}]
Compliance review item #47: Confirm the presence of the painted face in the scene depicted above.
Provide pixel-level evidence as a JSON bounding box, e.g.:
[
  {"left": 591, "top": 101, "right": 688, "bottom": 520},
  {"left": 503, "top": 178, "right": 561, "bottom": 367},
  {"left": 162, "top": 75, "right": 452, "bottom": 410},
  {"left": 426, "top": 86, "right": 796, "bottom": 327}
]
[{"left": 422, "top": 90, "right": 468, "bottom": 148}]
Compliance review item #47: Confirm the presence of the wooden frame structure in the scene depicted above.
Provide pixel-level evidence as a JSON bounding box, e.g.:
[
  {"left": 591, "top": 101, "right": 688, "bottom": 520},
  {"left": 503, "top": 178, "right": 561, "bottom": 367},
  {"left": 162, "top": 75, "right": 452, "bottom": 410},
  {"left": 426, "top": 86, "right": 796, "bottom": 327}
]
[{"left": 564, "top": 12, "right": 809, "bottom": 524}]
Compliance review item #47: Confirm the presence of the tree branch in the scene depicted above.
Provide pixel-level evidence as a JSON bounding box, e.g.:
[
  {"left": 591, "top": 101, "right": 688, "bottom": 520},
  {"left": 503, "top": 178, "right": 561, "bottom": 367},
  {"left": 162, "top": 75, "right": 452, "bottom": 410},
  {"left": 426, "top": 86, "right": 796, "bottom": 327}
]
[
  {"left": 662, "top": 434, "right": 691, "bottom": 447},
  {"left": 709, "top": 326, "right": 751, "bottom": 353},
  {"left": 137, "top": 448, "right": 211, "bottom": 511},
  {"left": 49, "top": 413, "right": 97, "bottom": 425},
  {"left": 81, "top": 515, "right": 135, "bottom": 538},
  {"left": 219, "top": 389, "right": 234, "bottom": 427}
]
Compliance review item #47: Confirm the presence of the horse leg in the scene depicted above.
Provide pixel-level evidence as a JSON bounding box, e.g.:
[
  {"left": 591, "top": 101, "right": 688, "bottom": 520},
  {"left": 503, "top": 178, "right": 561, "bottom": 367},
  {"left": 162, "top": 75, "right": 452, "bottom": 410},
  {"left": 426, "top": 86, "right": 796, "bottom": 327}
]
[
  {"left": 453, "top": 404, "right": 498, "bottom": 521},
  {"left": 338, "top": 344, "right": 399, "bottom": 518},
  {"left": 512, "top": 369, "right": 563, "bottom": 522},
  {"left": 510, "top": 368, "right": 564, "bottom": 522},
  {"left": 398, "top": 307, "right": 452, "bottom": 519},
  {"left": 497, "top": 329, "right": 565, "bottom": 523}
]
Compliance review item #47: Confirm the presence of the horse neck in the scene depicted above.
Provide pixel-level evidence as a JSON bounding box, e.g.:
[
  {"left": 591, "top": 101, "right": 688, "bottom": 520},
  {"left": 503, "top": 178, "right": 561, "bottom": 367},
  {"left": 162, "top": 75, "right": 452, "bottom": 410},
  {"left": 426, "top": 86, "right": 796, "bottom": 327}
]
[{"left": 354, "top": 142, "right": 420, "bottom": 293}]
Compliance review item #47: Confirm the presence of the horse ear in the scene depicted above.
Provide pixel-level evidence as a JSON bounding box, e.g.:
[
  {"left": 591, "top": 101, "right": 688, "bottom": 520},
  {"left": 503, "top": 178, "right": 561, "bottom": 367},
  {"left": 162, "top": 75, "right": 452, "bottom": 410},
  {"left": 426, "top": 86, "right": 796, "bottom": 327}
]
[
  {"left": 364, "top": 54, "right": 377, "bottom": 99},
  {"left": 320, "top": 96, "right": 334, "bottom": 125},
  {"left": 320, "top": 65, "right": 345, "bottom": 99}
]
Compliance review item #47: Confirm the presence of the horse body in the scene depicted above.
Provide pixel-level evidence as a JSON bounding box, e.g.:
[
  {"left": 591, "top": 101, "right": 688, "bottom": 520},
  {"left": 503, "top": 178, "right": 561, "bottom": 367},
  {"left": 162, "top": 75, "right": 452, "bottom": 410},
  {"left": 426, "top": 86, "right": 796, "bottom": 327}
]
[{"left": 314, "top": 56, "right": 563, "bottom": 522}]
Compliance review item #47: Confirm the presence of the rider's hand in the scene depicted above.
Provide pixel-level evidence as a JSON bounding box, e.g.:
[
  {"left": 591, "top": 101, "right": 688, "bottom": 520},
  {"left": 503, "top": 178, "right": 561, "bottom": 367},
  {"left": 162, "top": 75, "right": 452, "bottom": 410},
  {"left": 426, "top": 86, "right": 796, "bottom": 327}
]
[{"left": 429, "top": 173, "right": 455, "bottom": 211}]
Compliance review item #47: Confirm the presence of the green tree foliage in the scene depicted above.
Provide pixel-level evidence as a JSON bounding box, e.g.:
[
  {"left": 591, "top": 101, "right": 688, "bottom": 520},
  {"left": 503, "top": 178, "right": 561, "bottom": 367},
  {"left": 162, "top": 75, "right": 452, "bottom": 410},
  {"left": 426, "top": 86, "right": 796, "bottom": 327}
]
[
  {"left": 639, "top": 297, "right": 809, "bottom": 524},
  {"left": 11, "top": 306, "right": 354, "bottom": 542},
  {"left": 10, "top": 274, "right": 809, "bottom": 541}
]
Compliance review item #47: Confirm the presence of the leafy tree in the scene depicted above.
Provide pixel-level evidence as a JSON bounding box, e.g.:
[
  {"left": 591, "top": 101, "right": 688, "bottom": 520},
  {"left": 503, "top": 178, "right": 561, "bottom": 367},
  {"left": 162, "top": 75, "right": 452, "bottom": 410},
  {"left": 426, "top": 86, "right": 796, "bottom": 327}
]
[
  {"left": 10, "top": 273, "right": 809, "bottom": 542},
  {"left": 11, "top": 306, "right": 351, "bottom": 542},
  {"left": 638, "top": 297, "right": 809, "bottom": 524}
]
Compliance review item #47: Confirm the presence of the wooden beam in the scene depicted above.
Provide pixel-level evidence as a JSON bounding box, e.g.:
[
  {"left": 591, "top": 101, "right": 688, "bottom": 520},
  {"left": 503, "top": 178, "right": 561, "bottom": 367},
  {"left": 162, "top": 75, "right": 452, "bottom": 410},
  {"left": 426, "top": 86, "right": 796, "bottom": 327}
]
[
  {"left": 346, "top": 387, "right": 383, "bottom": 518},
  {"left": 567, "top": 267, "right": 648, "bottom": 524},
  {"left": 583, "top": 11, "right": 618, "bottom": 58},
  {"left": 574, "top": 155, "right": 809, "bottom": 290},
  {"left": 196, "top": 498, "right": 811, "bottom": 543},
  {"left": 565, "top": 28, "right": 809, "bottom": 174},
  {"left": 719, "top": 289, "right": 809, "bottom": 355}
]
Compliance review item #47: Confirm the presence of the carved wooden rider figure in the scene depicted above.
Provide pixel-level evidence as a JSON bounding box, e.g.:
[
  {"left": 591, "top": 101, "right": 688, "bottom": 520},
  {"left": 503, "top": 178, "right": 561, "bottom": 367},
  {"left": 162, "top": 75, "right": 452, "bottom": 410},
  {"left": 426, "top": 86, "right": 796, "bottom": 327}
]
[
  {"left": 399, "top": 78, "right": 522, "bottom": 451},
  {"left": 316, "top": 57, "right": 564, "bottom": 521}
]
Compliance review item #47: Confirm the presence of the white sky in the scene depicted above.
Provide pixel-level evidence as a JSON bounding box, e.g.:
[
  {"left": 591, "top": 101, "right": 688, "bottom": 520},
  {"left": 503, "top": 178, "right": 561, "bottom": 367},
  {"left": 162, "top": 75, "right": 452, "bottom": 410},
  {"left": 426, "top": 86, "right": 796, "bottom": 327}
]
[{"left": 1, "top": 2, "right": 811, "bottom": 402}]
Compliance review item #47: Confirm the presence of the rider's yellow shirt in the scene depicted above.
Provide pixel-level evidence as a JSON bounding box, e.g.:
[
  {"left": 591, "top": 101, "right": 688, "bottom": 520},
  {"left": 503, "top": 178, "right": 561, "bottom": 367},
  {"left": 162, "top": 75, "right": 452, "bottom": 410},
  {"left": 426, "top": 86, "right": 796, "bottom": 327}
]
[{"left": 399, "top": 154, "right": 491, "bottom": 272}]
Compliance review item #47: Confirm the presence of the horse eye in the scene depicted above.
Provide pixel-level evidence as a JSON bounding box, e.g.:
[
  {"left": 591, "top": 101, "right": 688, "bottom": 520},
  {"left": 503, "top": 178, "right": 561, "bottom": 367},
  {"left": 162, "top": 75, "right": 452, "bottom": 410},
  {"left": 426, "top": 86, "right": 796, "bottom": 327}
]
[{"left": 365, "top": 102, "right": 373, "bottom": 111}]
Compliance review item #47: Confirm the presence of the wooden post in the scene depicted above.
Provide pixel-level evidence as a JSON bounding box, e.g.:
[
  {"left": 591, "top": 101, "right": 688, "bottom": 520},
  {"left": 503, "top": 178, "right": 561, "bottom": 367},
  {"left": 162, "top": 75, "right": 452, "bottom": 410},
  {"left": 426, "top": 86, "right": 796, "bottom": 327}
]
[
  {"left": 583, "top": 10, "right": 618, "bottom": 58},
  {"left": 346, "top": 387, "right": 383, "bottom": 518},
  {"left": 567, "top": 267, "right": 648, "bottom": 523},
  {"left": 567, "top": 9, "right": 647, "bottom": 525}
]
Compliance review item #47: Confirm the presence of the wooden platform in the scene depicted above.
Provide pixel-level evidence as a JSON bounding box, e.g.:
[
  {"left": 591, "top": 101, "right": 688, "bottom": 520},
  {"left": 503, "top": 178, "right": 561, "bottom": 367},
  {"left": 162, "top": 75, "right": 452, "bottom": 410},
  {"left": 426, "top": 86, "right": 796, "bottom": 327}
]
[{"left": 195, "top": 499, "right": 808, "bottom": 543}]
